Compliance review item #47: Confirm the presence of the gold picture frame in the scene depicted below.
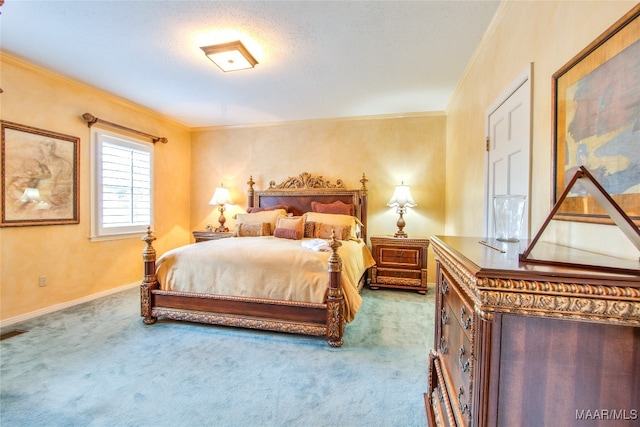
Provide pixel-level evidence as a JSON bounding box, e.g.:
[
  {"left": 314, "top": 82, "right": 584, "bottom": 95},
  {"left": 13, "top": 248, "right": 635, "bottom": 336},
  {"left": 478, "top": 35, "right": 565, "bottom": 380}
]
[
  {"left": 1, "top": 121, "right": 80, "bottom": 227},
  {"left": 552, "top": 4, "right": 639, "bottom": 225}
]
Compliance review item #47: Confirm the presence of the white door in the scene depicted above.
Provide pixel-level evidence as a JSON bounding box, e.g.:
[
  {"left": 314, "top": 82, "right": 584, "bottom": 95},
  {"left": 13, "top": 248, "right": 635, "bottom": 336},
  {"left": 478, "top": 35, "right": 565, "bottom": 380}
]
[{"left": 484, "top": 65, "right": 532, "bottom": 239}]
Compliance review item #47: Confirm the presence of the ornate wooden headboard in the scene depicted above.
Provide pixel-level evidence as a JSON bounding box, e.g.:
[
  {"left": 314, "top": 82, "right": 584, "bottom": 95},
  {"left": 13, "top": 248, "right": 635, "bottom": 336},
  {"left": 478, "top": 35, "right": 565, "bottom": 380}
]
[{"left": 247, "top": 172, "right": 368, "bottom": 241}]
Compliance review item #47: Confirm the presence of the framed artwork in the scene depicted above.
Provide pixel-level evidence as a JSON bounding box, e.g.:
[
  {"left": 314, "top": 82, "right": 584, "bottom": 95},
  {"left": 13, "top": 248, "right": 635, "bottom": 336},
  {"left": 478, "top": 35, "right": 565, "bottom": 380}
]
[
  {"left": 552, "top": 5, "right": 639, "bottom": 225},
  {"left": 1, "top": 121, "right": 80, "bottom": 227}
]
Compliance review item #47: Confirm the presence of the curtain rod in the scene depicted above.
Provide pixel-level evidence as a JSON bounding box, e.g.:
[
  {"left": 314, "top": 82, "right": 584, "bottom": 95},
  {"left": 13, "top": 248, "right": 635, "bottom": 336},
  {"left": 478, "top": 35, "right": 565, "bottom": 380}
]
[{"left": 81, "top": 113, "right": 168, "bottom": 144}]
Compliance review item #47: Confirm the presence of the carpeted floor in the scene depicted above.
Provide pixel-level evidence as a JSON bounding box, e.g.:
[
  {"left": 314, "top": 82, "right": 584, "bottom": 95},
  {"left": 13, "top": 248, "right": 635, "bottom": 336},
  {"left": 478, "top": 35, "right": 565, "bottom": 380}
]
[{"left": 0, "top": 286, "right": 435, "bottom": 427}]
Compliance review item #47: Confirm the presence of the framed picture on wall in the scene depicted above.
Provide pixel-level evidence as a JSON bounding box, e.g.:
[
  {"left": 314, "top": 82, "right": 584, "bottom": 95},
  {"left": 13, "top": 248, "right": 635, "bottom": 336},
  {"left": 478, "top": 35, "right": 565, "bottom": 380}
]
[
  {"left": 552, "top": 4, "right": 639, "bottom": 225},
  {"left": 1, "top": 121, "right": 80, "bottom": 227}
]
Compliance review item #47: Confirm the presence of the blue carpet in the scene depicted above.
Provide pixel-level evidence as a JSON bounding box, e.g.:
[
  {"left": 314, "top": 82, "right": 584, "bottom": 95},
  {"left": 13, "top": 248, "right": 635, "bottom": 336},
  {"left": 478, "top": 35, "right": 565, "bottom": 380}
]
[{"left": 1, "top": 286, "right": 434, "bottom": 427}]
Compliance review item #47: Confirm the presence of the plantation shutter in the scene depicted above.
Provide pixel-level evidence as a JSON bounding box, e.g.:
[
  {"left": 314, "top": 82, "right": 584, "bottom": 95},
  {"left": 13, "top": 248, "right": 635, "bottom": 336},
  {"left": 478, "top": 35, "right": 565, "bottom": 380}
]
[{"left": 93, "top": 131, "right": 153, "bottom": 238}]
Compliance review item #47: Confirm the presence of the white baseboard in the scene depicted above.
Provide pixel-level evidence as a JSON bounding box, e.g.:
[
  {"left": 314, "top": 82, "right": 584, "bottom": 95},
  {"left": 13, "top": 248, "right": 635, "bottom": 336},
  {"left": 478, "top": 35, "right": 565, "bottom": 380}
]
[{"left": 0, "top": 282, "right": 140, "bottom": 329}]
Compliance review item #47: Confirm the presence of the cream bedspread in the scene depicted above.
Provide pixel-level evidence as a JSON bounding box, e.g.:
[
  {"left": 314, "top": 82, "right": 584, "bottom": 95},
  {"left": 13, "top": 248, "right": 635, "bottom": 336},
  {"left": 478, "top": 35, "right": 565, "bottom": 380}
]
[{"left": 156, "top": 236, "right": 375, "bottom": 322}]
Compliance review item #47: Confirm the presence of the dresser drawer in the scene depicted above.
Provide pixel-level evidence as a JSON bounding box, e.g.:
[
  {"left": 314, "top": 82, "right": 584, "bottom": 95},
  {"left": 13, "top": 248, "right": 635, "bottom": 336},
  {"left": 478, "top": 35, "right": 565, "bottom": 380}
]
[
  {"left": 441, "top": 270, "right": 474, "bottom": 342},
  {"left": 440, "top": 308, "right": 473, "bottom": 426},
  {"left": 426, "top": 352, "right": 456, "bottom": 427},
  {"left": 435, "top": 267, "right": 474, "bottom": 427}
]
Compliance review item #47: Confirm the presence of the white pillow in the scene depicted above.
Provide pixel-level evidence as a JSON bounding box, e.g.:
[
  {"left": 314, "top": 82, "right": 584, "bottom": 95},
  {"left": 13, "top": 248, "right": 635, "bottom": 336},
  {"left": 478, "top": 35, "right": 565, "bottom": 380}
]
[{"left": 236, "top": 209, "right": 286, "bottom": 235}]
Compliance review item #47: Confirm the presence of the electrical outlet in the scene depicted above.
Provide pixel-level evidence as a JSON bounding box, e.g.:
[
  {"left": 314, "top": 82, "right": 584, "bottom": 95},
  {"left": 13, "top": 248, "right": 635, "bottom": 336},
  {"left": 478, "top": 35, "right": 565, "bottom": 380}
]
[{"left": 39, "top": 276, "right": 47, "bottom": 287}]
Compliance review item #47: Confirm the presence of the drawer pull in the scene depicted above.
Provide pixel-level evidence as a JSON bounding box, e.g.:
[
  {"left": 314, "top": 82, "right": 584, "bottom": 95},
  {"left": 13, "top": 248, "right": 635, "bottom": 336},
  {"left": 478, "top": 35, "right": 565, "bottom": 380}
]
[
  {"left": 461, "top": 306, "right": 473, "bottom": 330},
  {"left": 439, "top": 336, "right": 449, "bottom": 354},
  {"left": 440, "top": 278, "right": 449, "bottom": 295},
  {"left": 458, "top": 346, "right": 470, "bottom": 373},
  {"left": 458, "top": 386, "right": 471, "bottom": 417},
  {"left": 441, "top": 307, "right": 449, "bottom": 326}
]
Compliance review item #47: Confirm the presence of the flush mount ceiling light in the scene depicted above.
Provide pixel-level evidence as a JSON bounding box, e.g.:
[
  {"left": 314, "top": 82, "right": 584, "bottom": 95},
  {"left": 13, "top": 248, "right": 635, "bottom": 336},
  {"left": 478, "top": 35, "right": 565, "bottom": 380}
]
[{"left": 200, "top": 40, "right": 258, "bottom": 72}]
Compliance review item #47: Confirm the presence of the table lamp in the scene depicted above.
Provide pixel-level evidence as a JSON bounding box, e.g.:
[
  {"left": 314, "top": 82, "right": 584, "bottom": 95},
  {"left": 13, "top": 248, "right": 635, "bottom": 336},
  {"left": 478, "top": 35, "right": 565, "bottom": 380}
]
[
  {"left": 387, "top": 182, "right": 417, "bottom": 238},
  {"left": 209, "top": 184, "right": 233, "bottom": 232}
]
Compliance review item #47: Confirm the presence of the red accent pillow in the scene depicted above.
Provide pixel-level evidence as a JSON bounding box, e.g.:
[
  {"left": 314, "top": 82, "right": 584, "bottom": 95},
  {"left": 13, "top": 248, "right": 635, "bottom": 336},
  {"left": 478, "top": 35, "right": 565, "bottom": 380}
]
[
  {"left": 311, "top": 201, "right": 355, "bottom": 216},
  {"left": 273, "top": 227, "right": 301, "bottom": 240}
]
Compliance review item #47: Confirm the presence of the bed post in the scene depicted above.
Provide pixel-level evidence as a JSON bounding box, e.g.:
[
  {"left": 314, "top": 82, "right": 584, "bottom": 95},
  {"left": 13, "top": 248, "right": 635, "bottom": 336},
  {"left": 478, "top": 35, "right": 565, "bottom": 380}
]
[
  {"left": 360, "top": 172, "right": 368, "bottom": 243},
  {"left": 247, "top": 175, "right": 255, "bottom": 209},
  {"left": 326, "top": 232, "right": 345, "bottom": 347},
  {"left": 140, "top": 227, "right": 158, "bottom": 325}
]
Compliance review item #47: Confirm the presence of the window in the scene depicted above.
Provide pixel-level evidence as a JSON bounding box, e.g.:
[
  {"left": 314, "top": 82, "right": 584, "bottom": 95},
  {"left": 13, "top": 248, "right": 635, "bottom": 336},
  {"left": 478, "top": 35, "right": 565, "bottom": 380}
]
[{"left": 91, "top": 130, "right": 153, "bottom": 240}]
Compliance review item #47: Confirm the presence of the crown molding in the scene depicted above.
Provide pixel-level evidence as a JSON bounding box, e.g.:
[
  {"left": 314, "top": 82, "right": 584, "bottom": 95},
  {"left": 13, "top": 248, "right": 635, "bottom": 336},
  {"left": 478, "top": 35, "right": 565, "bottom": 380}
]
[{"left": 192, "top": 111, "right": 445, "bottom": 132}]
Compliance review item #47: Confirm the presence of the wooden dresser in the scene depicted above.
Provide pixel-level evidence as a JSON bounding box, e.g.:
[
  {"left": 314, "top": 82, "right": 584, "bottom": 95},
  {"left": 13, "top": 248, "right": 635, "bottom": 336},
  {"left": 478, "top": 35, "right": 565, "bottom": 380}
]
[{"left": 426, "top": 236, "right": 640, "bottom": 427}]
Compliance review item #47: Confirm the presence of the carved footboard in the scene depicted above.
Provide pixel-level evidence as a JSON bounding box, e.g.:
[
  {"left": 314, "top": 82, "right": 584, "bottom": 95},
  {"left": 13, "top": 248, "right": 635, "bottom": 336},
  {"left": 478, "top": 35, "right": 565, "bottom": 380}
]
[{"left": 140, "top": 227, "right": 347, "bottom": 347}]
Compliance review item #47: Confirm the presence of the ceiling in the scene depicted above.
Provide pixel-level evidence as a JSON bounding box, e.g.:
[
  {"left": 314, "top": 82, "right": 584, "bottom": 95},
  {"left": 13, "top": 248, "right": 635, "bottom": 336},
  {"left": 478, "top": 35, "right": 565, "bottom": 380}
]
[{"left": 1, "top": 1, "right": 501, "bottom": 128}]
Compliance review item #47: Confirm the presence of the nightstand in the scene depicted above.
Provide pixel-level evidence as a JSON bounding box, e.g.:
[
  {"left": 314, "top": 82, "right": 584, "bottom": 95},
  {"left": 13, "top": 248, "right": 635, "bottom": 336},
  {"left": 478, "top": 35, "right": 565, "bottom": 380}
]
[
  {"left": 369, "top": 236, "right": 429, "bottom": 294},
  {"left": 192, "top": 231, "right": 233, "bottom": 242}
]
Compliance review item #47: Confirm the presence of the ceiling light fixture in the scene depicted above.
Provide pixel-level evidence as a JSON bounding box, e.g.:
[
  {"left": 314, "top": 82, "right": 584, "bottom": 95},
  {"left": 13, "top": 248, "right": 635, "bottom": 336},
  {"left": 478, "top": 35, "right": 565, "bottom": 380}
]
[{"left": 200, "top": 40, "right": 258, "bottom": 72}]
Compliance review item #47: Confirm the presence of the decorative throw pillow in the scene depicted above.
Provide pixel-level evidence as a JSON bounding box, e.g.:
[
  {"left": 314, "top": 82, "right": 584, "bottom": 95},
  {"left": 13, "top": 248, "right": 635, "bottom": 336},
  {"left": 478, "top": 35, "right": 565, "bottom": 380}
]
[
  {"left": 233, "top": 222, "right": 270, "bottom": 237},
  {"left": 314, "top": 223, "right": 351, "bottom": 240},
  {"left": 311, "top": 200, "right": 355, "bottom": 216},
  {"left": 236, "top": 209, "right": 286, "bottom": 235},
  {"left": 303, "top": 212, "right": 359, "bottom": 239},
  {"left": 304, "top": 221, "right": 317, "bottom": 238},
  {"left": 274, "top": 216, "right": 305, "bottom": 240},
  {"left": 273, "top": 227, "right": 301, "bottom": 240}
]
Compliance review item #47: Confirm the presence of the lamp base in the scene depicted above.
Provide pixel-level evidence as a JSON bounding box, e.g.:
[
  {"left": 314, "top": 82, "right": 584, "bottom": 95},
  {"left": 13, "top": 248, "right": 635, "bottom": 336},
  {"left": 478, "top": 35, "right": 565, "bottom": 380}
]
[
  {"left": 215, "top": 206, "right": 228, "bottom": 233},
  {"left": 394, "top": 211, "right": 409, "bottom": 238}
]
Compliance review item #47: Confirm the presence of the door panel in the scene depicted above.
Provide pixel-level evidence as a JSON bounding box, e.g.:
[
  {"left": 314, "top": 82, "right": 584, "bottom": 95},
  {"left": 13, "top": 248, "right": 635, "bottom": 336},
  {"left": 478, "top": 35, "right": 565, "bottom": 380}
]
[{"left": 485, "top": 65, "right": 532, "bottom": 240}]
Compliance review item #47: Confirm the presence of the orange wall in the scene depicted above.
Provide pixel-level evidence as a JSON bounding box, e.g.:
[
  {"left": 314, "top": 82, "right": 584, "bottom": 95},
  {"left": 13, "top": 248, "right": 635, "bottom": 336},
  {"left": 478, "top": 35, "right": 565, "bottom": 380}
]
[
  {"left": 445, "top": 0, "right": 638, "bottom": 257},
  {"left": 0, "top": 54, "right": 192, "bottom": 322},
  {"left": 190, "top": 114, "right": 447, "bottom": 281},
  {"left": 190, "top": 115, "right": 446, "bottom": 237}
]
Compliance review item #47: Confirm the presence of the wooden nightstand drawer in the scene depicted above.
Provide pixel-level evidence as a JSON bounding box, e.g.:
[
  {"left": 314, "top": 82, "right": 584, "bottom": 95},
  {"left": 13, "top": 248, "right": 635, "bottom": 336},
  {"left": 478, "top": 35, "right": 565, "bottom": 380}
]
[
  {"left": 378, "top": 246, "right": 422, "bottom": 269},
  {"left": 376, "top": 267, "right": 422, "bottom": 282},
  {"left": 369, "top": 236, "right": 429, "bottom": 294},
  {"left": 192, "top": 231, "right": 233, "bottom": 242}
]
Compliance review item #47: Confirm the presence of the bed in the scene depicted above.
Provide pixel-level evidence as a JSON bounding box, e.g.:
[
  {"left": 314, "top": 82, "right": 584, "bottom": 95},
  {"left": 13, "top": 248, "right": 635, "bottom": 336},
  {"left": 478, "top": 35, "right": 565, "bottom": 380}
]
[{"left": 140, "top": 172, "right": 374, "bottom": 347}]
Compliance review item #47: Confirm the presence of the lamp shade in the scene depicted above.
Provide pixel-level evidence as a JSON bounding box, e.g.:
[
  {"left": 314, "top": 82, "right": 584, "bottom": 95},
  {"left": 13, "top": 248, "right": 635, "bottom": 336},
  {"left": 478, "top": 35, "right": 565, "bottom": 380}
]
[
  {"left": 209, "top": 186, "right": 233, "bottom": 206},
  {"left": 387, "top": 183, "right": 417, "bottom": 208}
]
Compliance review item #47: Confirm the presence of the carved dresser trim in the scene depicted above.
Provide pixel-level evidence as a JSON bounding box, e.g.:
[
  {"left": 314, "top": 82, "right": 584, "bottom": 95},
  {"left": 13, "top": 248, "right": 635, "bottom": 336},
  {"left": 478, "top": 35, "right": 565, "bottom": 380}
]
[{"left": 431, "top": 237, "right": 640, "bottom": 326}]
